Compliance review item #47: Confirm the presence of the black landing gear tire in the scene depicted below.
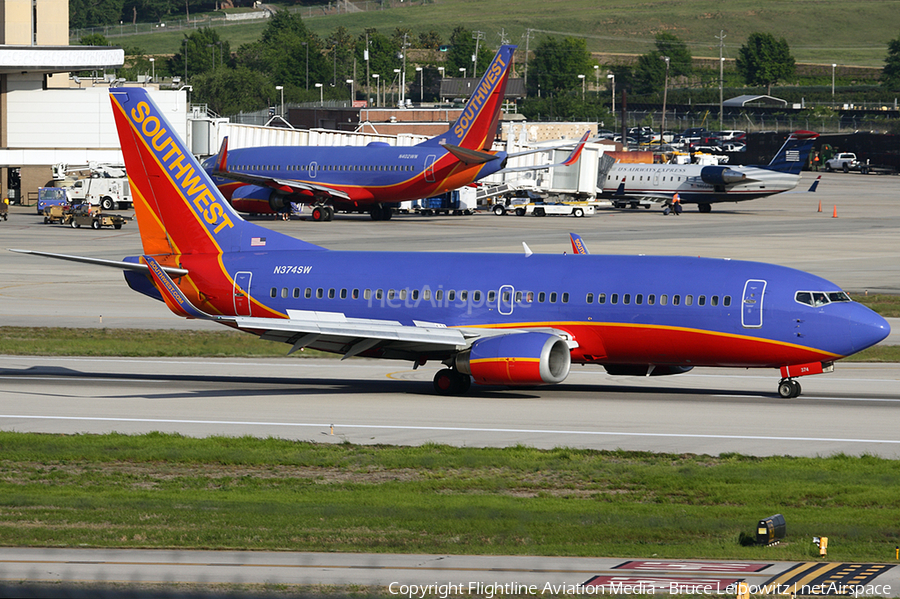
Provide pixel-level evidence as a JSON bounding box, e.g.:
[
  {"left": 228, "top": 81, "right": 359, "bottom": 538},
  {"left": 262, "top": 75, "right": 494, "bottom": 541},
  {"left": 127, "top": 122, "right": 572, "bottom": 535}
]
[
  {"left": 778, "top": 379, "right": 802, "bottom": 398},
  {"left": 433, "top": 369, "right": 472, "bottom": 396}
]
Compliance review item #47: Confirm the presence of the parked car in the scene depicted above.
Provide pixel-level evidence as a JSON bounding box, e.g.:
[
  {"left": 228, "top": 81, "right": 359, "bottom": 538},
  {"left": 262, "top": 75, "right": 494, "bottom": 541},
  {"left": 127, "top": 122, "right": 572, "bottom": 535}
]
[{"left": 716, "top": 130, "right": 746, "bottom": 141}]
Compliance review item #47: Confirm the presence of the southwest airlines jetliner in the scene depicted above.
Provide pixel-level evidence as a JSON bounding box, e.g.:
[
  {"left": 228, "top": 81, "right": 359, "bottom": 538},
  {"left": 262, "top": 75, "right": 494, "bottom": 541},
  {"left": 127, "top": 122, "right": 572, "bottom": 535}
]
[
  {"left": 202, "top": 44, "right": 585, "bottom": 222},
  {"left": 14, "top": 89, "right": 890, "bottom": 399},
  {"left": 600, "top": 131, "right": 819, "bottom": 212}
]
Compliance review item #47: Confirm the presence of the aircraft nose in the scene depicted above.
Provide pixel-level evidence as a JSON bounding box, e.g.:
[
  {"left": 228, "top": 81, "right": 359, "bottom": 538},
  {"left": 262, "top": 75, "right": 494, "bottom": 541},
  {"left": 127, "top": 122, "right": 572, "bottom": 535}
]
[{"left": 847, "top": 304, "right": 891, "bottom": 354}]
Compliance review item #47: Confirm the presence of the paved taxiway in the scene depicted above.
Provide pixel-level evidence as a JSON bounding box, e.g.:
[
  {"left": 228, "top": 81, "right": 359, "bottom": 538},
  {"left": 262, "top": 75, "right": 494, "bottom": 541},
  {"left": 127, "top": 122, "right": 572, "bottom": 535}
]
[{"left": 2, "top": 171, "right": 899, "bottom": 593}]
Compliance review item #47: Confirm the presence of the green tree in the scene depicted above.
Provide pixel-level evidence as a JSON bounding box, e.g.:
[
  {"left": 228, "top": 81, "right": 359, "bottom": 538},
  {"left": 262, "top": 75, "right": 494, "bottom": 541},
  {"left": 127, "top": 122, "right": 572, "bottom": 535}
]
[
  {"left": 527, "top": 36, "right": 593, "bottom": 96},
  {"left": 446, "top": 27, "right": 493, "bottom": 78},
  {"left": 354, "top": 29, "right": 401, "bottom": 101},
  {"left": 418, "top": 30, "right": 442, "bottom": 50},
  {"left": 632, "top": 34, "right": 691, "bottom": 97},
  {"left": 169, "top": 28, "right": 230, "bottom": 80},
  {"left": 192, "top": 67, "right": 273, "bottom": 115},
  {"left": 78, "top": 33, "right": 112, "bottom": 46},
  {"left": 655, "top": 33, "right": 692, "bottom": 78},
  {"left": 236, "top": 12, "right": 327, "bottom": 92},
  {"left": 735, "top": 32, "right": 795, "bottom": 94},
  {"left": 70, "top": 0, "right": 125, "bottom": 28},
  {"left": 881, "top": 35, "right": 900, "bottom": 90},
  {"left": 326, "top": 26, "right": 355, "bottom": 87}
]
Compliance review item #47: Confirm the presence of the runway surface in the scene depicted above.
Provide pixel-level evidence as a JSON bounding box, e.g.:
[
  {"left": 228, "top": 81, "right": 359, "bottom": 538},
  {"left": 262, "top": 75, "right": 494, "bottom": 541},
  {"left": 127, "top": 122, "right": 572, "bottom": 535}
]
[
  {"left": 1, "top": 547, "right": 898, "bottom": 596},
  {"left": 2, "top": 355, "right": 899, "bottom": 457},
  {"left": 2, "top": 170, "right": 899, "bottom": 594}
]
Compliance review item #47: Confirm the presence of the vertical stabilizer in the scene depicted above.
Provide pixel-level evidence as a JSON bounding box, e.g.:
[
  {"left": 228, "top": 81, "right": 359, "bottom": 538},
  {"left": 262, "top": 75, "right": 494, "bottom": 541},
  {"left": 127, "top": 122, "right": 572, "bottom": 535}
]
[
  {"left": 420, "top": 45, "right": 516, "bottom": 151},
  {"left": 109, "top": 88, "right": 322, "bottom": 256},
  {"left": 765, "top": 130, "right": 818, "bottom": 175}
]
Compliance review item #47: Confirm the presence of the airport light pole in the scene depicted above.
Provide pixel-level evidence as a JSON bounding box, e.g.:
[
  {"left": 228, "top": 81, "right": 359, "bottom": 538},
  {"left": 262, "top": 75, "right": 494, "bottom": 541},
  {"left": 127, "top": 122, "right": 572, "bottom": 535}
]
[
  {"left": 594, "top": 65, "right": 599, "bottom": 92},
  {"left": 302, "top": 42, "right": 309, "bottom": 90},
  {"left": 393, "top": 68, "right": 401, "bottom": 106},
  {"left": 607, "top": 73, "right": 615, "bottom": 128},
  {"left": 661, "top": 56, "right": 670, "bottom": 146},
  {"left": 832, "top": 63, "right": 836, "bottom": 102},
  {"left": 275, "top": 85, "right": 284, "bottom": 117},
  {"left": 182, "top": 39, "right": 188, "bottom": 81},
  {"left": 578, "top": 74, "right": 585, "bottom": 101},
  {"left": 149, "top": 57, "right": 154, "bottom": 82},
  {"left": 416, "top": 66, "right": 423, "bottom": 102},
  {"left": 438, "top": 67, "right": 445, "bottom": 102},
  {"left": 372, "top": 74, "right": 380, "bottom": 107},
  {"left": 347, "top": 79, "right": 354, "bottom": 103},
  {"left": 315, "top": 82, "right": 323, "bottom": 106},
  {"left": 459, "top": 67, "right": 466, "bottom": 78}
]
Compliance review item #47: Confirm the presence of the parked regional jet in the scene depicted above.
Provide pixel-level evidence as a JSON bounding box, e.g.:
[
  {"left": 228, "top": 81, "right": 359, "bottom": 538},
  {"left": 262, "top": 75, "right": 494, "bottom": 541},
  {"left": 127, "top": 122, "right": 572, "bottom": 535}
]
[
  {"left": 12, "top": 89, "right": 890, "bottom": 399},
  {"left": 202, "top": 44, "right": 584, "bottom": 222},
  {"left": 599, "top": 131, "right": 819, "bottom": 212}
]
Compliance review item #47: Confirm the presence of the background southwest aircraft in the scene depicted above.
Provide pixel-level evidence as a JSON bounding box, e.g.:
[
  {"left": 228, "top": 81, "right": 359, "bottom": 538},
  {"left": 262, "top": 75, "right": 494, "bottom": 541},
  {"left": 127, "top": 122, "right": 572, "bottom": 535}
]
[
  {"left": 202, "top": 44, "right": 584, "bottom": 222},
  {"left": 13, "top": 89, "right": 889, "bottom": 399},
  {"left": 599, "top": 131, "right": 819, "bottom": 212}
]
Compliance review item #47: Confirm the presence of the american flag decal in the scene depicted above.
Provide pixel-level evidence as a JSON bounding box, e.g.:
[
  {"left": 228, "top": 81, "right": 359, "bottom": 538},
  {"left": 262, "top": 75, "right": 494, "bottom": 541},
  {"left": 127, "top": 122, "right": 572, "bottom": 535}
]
[{"left": 251, "top": 237, "right": 266, "bottom": 247}]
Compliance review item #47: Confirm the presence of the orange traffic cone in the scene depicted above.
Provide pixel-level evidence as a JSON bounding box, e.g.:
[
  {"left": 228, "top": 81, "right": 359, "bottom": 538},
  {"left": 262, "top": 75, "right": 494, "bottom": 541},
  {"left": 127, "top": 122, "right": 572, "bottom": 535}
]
[
  {"left": 817, "top": 200, "right": 822, "bottom": 213},
  {"left": 832, "top": 205, "right": 838, "bottom": 218}
]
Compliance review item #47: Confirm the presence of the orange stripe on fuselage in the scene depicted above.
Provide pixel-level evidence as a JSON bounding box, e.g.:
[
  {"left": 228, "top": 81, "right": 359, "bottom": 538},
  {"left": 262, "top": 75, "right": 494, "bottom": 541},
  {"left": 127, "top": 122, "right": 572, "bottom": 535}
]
[{"left": 460, "top": 321, "right": 840, "bottom": 367}]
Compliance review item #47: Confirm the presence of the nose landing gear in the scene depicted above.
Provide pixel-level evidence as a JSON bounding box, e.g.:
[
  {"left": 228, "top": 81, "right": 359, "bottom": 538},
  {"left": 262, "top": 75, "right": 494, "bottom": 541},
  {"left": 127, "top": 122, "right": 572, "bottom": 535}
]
[{"left": 777, "top": 378, "right": 802, "bottom": 398}]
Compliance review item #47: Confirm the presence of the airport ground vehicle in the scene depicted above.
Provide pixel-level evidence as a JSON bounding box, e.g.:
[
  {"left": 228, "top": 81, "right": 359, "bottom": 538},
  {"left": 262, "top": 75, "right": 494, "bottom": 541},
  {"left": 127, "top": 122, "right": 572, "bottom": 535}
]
[
  {"left": 412, "top": 188, "right": 476, "bottom": 216},
  {"left": 42, "top": 204, "right": 71, "bottom": 224},
  {"left": 36, "top": 187, "right": 69, "bottom": 214},
  {"left": 520, "top": 202, "right": 594, "bottom": 217},
  {"left": 824, "top": 153, "right": 859, "bottom": 172},
  {"left": 63, "top": 203, "right": 130, "bottom": 229},
  {"left": 66, "top": 176, "right": 132, "bottom": 210}
]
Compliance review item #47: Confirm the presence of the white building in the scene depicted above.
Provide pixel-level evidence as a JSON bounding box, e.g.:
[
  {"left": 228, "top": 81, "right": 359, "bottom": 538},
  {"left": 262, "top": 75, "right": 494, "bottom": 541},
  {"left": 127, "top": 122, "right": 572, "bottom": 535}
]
[{"left": 0, "top": 0, "right": 185, "bottom": 204}]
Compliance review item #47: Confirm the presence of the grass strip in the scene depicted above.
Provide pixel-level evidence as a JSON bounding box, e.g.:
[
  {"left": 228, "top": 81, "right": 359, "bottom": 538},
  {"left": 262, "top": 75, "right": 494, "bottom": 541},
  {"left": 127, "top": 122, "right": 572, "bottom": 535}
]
[
  {"left": 0, "top": 327, "right": 327, "bottom": 358},
  {"left": 0, "top": 432, "right": 898, "bottom": 561}
]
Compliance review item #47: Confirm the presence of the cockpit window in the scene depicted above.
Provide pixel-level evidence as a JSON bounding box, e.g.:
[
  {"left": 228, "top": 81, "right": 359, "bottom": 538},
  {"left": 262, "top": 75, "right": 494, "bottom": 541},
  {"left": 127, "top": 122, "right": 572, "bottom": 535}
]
[{"left": 795, "top": 290, "right": 852, "bottom": 306}]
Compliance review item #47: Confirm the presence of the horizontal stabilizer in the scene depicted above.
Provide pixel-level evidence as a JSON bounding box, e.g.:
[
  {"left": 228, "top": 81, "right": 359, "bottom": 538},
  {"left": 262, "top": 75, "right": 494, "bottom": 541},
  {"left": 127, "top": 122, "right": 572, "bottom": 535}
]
[{"left": 9, "top": 249, "right": 189, "bottom": 276}]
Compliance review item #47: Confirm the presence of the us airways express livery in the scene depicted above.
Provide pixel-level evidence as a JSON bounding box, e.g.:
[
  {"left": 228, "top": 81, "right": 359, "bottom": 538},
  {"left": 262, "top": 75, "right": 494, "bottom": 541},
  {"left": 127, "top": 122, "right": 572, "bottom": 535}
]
[{"left": 14, "top": 88, "right": 890, "bottom": 398}]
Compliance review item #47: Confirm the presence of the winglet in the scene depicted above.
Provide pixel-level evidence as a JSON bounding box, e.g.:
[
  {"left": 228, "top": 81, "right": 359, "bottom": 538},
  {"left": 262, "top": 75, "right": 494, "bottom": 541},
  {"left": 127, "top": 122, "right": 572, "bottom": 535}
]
[
  {"left": 807, "top": 175, "right": 822, "bottom": 192},
  {"left": 440, "top": 143, "right": 498, "bottom": 166},
  {"left": 615, "top": 177, "right": 627, "bottom": 196},
  {"left": 143, "top": 255, "right": 217, "bottom": 320},
  {"left": 522, "top": 242, "right": 533, "bottom": 257},
  {"left": 569, "top": 233, "right": 589, "bottom": 255},
  {"left": 213, "top": 136, "right": 229, "bottom": 174},
  {"left": 560, "top": 131, "right": 591, "bottom": 167}
]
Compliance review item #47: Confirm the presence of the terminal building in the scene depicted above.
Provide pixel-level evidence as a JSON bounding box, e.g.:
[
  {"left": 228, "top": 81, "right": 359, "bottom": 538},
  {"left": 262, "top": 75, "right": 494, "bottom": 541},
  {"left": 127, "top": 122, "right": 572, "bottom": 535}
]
[{"left": 0, "top": 0, "right": 186, "bottom": 204}]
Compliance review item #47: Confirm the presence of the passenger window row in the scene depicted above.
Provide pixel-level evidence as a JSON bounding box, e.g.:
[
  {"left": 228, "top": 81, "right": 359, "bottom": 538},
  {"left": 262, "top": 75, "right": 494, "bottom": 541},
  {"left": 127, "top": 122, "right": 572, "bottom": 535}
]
[
  {"left": 585, "top": 292, "right": 732, "bottom": 307},
  {"left": 236, "top": 164, "right": 415, "bottom": 173}
]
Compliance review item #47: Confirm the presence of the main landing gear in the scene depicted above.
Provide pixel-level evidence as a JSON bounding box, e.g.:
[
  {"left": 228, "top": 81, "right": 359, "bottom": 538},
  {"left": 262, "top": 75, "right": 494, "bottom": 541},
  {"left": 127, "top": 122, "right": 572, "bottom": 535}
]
[
  {"left": 778, "top": 378, "right": 802, "bottom": 398},
  {"left": 310, "top": 205, "right": 335, "bottom": 222},
  {"left": 369, "top": 205, "right": 393, "bottom": 221},
  {"left": 433, "top": 369, "right": 471, "bottom": 396}
]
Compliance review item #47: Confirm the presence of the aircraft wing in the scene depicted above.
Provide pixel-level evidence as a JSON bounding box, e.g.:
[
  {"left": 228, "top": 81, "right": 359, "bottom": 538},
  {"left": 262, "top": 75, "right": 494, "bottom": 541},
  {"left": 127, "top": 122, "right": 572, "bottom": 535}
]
[
  {"left": 213, "top": 170, "right": 353, "bottom": 202},
  {"left": 501, "top": 131, "right": 591, "bottom": 173}
]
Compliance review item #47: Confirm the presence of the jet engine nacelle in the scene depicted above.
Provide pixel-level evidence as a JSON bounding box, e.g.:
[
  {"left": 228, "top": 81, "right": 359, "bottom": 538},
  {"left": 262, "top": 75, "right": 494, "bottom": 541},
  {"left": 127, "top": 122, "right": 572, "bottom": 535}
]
[
  {"left": 700, "top": 166, "right": 747, "bottom": 186},
  {"left": 230, "top": 185, "right": 288, "bottom": 214},
  {"left": 603, "top": 364, "right": 694, "bottom": 376},
  {"left": 455, "top": 332, "right": 571, "bottom": 386}
]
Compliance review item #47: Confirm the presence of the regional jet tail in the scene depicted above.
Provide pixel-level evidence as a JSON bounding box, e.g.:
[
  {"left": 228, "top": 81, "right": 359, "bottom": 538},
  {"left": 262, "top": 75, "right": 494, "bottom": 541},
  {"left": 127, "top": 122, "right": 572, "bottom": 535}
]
[
  {"left": 204, "top": 45, "right": 518, "bottom": 222},
  {"left": 600, "top": 131, "right": 819, "bottom": 213},
  {"left": 12, "top": 89, "right": 890, "bottom": 399}
]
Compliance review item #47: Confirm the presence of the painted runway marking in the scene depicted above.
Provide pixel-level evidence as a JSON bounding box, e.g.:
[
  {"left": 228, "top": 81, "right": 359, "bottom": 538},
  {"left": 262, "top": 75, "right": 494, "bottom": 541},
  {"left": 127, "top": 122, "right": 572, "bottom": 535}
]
[
  {"left": 615, "top": 560, "right": 771, "bottom": 572},
  {"left": 0, "top": 414, "right": 898, "bottom": 446}
]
